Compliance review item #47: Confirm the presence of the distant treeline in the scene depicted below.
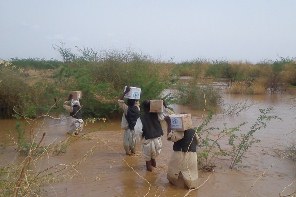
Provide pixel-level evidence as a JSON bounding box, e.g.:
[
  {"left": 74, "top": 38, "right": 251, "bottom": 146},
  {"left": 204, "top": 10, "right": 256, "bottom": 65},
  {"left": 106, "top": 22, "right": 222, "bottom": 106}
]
[{"left": 1, "top": 46, "right": 295, "bottom": 118}]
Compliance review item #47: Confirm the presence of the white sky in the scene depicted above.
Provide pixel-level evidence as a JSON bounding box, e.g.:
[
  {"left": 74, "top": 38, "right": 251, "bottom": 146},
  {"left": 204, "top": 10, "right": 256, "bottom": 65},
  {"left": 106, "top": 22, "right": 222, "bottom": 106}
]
[{"left": 1, "top": 0, "right": 295, "bottom": 63}]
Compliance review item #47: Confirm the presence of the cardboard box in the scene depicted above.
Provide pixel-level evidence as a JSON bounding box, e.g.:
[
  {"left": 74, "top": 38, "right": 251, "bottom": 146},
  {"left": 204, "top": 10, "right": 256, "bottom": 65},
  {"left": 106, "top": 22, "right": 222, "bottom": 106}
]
[
  {"left": 150, "top": 100, "right": 163, "bottom": 113},
  {"left": 169, "top": 114, "right": 192, "bottom": 131},
  {"left": 124, "top": 86, "right": 141, "bottom": 100},
  {"left": 71, "top": 91, "right": 82, "bottom": 100}
]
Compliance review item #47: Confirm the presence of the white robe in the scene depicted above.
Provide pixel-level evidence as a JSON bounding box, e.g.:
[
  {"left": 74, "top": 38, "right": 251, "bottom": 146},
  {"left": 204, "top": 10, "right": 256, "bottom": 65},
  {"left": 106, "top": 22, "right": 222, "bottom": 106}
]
[
  {"left": 64, "top": 99, "right": 83, "bottom": 134},
  {"left": 118, "top": 100, "right": 141, "bottom": 154},
  {"left": 167, "top": 130, "right": 199, "bottom": 189},
  {"left": 68, "top": 118, "right": 84, "bottom": 135},
  {"left": 142, "top": 137, "right": 162, "bottom": 161}
]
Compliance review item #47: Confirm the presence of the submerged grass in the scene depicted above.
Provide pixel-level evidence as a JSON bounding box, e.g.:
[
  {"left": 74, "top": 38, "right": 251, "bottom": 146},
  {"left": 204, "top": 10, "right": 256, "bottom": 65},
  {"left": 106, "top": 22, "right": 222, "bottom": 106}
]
[{"left": 287, "top": 144, "right": 296, "bottom": 161}]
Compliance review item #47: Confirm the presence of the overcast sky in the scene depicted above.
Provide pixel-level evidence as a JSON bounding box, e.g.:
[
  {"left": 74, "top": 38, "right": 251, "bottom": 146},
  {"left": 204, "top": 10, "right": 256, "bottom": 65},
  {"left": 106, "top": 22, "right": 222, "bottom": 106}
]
[{"left": 1, "top": 0, "right": 295, "bottom": 63}]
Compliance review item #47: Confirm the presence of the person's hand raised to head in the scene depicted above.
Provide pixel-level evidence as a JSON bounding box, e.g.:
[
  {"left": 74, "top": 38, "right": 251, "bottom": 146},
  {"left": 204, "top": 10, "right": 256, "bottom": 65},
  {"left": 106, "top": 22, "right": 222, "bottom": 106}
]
[
  {"left": 124, "top": 86, "right": 131, "bottom": 94},
  {"left": 162, "top": 99, "right": 168, "bottom": 108}
]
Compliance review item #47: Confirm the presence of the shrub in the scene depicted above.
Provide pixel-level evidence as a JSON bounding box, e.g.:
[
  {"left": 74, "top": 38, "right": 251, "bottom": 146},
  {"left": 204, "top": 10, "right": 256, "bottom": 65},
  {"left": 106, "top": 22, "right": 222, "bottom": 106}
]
[
  {"left": 175, "top": 79, "right": 222, "bottom": 111},
  {"left": 0, "top": 62, "right": 33, "bottom": 118},
  {"left": 10, "top": 58, "right": 62, "bottom": 69},
  {"left": 53, "top": 48, "right": 172, "bottom": 118},
  {"left": 196, "top": 106, "right": 279, "bottom": 171}
]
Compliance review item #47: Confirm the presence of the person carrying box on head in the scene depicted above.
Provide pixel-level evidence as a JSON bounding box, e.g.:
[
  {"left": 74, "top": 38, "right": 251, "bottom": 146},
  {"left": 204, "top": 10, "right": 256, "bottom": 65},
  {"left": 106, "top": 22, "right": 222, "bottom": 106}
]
[
  {"left": 118, "top": 86, "right": 141, "bottom": 155},
  {"left": 166, "top": 114, "right": 199, "bottom": 189},
  {"left": 140, "top": 99, "right": 171, "bottom": 171},
  {"left": 63, "top": 92, "right": 84, "bottom": 136}
]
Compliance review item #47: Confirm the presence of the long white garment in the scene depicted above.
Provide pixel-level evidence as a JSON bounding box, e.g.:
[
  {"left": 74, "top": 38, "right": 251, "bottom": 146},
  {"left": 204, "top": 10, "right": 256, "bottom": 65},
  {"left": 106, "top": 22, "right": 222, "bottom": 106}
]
[
  {"left": 118, "top": 99, "right": 140, "bottom": 154},
  {"left": 64, "top": 99, "right": 83, "bottom": 135},
  {"left": 123, "top": 128, "right": 136, "bottom": 154},
  {"left": 167, "top": 130, "right": 199, "bottom": 189},
  {"left": 68, "top": 117, "right": 84, "bottom": 135},
  {"left": 142, "top": 137, "right": 162, "bottom": 161},
  {"left": 134, "top": 118, "right": 143, "bottom": 141}
]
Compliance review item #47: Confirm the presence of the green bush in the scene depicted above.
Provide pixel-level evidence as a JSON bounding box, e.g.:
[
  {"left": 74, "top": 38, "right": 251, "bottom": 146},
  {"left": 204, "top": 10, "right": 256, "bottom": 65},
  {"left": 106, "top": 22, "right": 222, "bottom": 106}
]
[
  {"left": 51, "top": 48, "right": 171, "bottom": 118},
  {"left": 0, "top": 64, "right": 33, "bottom": 118},
  {"left": 176, "top": 79, "right": 221, "bottom": 111},
  {"left": 11, "top": 58, "right": 62, "bottom": 69}
]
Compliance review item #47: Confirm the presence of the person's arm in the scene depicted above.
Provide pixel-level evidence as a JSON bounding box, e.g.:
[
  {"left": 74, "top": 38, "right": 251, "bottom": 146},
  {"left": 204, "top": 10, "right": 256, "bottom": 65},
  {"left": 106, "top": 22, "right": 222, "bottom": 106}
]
[
  {"left": 158, "top": 99, "right": 172, "bottom": 121},
  {"left": 64, "top": 100, "right": 70, "bottom": 105},
  {"left": 162, "top": 100, "right": 175, "bottom": 116},
  {"left": 164, "top": 116, "right": 171, "bottom": 136},
  {"left": 118, "top": 86, "right": 130, "bottom": 111},
  {"left": 118, "top": 100, "right": 128, "bottom": 113},
  {"left": 157, "top": 112, "right": 165, "bottom": 121},
  {"left": 119, "top": 86, "right": 130, "bottom": 100},
  {"left": 167, "top": 130, "right": 184, "bottom": 142}
]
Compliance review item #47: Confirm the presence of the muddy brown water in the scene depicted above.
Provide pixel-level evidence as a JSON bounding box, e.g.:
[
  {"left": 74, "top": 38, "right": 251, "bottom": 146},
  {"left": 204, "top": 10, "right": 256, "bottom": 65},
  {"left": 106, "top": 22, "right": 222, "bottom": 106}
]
[{"left": 0, "top": 93, "right": 295, "bottom": 197}]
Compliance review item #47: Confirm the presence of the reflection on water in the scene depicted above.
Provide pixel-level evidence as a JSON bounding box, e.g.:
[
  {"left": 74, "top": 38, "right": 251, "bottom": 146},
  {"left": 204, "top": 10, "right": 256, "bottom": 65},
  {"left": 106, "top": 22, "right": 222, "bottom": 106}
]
[{"left": 0, "top": 93, "right": 295, "bottom": 197}]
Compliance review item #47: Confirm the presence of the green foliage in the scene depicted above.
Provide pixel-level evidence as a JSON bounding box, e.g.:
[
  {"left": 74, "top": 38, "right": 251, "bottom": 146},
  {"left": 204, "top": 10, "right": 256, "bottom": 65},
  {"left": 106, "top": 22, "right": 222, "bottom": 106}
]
[
  {"left": 272, "top": 57, "right": 293, "bottom": 72},
  {"left": 176, "top": 57, "right": 296, "bottom": 93},
  {"left": 172, "top": 60, "right": 207, "bottom": 77},
  {"left": 196, "top": 112, "right": 244, "bottom": 170},
  {"left": 0, "top": 61, "right": 34, "bottom": 118},
  {"left": 16, "top": 121, "right": 26, "bottom": 150},
  {"left": 53, "top": 43, "right": 76, "bottom": 62},
  {"left": 10, "top": 58, "right": 62, "bottom": 69},
  {"left": 205, "top": 60, "right": 231, "bottom": 78},
  {"left": 176, "top": 80, "right": 221, "bottom": 111},
  {"left": 52, "top": 47, "right": 170, "bottom": 117},
  {"left": 196, "top": 105, "right": 280, "bottom": 171},
  {"left": 228, "top": 108, "right": 280, "bottom": 169},
  {"left": 2, "top": 46, "right": 296, "bottom": 119},
  {"left": 280, "top": 61, "right": 296, "bottom": 86},
  {"left": 15, "top": 120, "right": 45, "bottom": 156},
  {"left": 195, "top": 112, "right": 218, "bottom": 169}
]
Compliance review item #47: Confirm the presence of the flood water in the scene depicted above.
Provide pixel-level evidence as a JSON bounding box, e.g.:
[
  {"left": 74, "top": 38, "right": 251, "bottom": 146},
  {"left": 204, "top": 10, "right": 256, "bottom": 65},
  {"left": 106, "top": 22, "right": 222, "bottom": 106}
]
[{"left": 0, "top": 93, "right": 295, "bottom": 197}]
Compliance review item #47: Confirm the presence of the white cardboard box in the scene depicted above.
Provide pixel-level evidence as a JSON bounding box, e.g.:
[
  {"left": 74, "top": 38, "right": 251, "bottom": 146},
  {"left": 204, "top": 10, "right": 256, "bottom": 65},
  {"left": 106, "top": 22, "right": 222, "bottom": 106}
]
[
  {"left": 124, "top": 86, "right": 141, "bottom": 100},
  {"left": 71, "top": 91, "right": 82, "bottom": 100},
  {"left": 150, "top": 100, "right": 163, "bottom": 113},
  {"left": 169, "top": 114, "right": 192, "bottom": 131}
]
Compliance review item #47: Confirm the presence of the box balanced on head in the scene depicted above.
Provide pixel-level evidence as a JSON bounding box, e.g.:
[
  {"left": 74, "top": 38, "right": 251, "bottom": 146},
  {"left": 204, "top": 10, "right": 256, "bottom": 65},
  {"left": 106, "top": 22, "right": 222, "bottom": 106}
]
[
  {"left": 149, "top": 100, "right": 163, "bottom": 113},
  {"left": 124, "top": 86, "right": 141, "bottom": 100},
  {"left": 71, "top": 91, "right": 82, "bottom": 100},
  {"left": 169, "top": 114, "right": 193, "bottom": 131}
]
